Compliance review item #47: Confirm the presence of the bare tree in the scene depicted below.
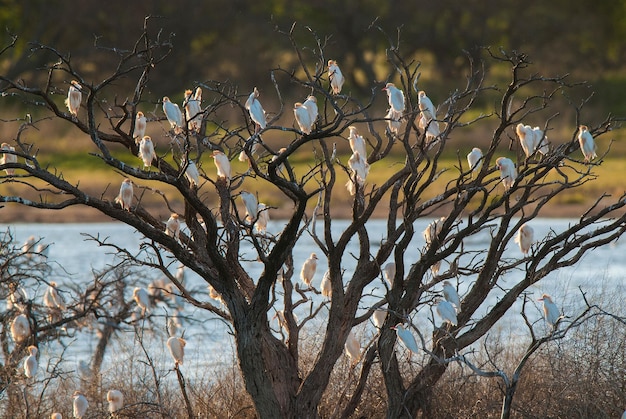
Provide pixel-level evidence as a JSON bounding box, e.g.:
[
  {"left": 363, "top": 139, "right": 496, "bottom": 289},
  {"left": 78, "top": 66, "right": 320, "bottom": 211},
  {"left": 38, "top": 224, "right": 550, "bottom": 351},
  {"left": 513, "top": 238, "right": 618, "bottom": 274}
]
[{"left": 1, "top": 19, "right": 625, "bottom": 418}]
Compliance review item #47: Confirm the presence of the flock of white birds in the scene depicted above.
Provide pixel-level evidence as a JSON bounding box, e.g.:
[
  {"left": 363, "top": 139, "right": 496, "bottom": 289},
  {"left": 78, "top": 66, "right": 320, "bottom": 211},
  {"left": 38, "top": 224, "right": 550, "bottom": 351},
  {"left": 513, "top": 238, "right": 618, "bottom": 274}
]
[{"left": 2, "top": 57, "right": 602, "bottom": 417}]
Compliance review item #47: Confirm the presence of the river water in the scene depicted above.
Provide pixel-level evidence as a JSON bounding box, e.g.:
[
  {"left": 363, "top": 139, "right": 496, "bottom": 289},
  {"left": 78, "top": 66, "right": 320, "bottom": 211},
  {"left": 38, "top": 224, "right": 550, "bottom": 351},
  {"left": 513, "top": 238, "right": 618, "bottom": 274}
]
[{"left": 2, "top": 219, "right": 624, "bottom": 385}]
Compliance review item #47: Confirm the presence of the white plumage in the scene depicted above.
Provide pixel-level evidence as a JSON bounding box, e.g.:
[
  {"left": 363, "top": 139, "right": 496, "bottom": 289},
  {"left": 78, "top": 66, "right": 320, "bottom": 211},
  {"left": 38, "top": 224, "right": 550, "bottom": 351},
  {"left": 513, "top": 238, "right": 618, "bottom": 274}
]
[
  {"left": 51, "top": 413, "right": 62, "bottom": 419},
  {"left": 418, "top": 90, "right": 436, "bottom": 121},
  {"left": 383, "top": 262, "right": 396, "bottom": 286},
  {"left": 133, "top": 287, "right": 150, "bottom": 315},
  {"left": 467, "top": 147, "right": 483, "bottom": 176},
  {"left": 348, "top": 126, "right": 367, "bottom": 158},
  {"left": 1, "top": 143, "right": 17, "bottom": 175},
  {"left": 167, "top": 336, "right": 186, "bottom": 366},
  {"left": 294, "top": 102, "right": 312, "bottom": 134},
  {"left": 303, "top": 96, "right": 318, "bottom": 127},
  {"left": 44, "top": 281, "right": 66, "bottom": 311},
  {"left": 134, "top": 111, "right": 147, "bottom": 143},
  {"left": 385, "top": 108, "right": 401, "bottom": 134},
  {"left": 383, "top": 83, "right": 405, "bottom": 114},
  {"left": 320, "top": 270, "right": 332, "bottom": 298},
  {"left": 245, "top": 87, "right": 267, "bottom": 130},
  {"left": 442, "top": 281, "right": 461, "bottom": 312},
  {"left": 183, "top": 87, "right": 203, "bottom": 132},
  {"left": 107, "top": 389, "right": 124, "bottom": 414},
  {"left": 328, "top": 60, "right": 345, "bottom": 94},
  {"left": 344, "top": 330, "right": 360, "bottom": 366},
  {"left": 24, "top": 345, "right": 38, "bottom": 378},
  {"left": 212, "top": 150, "right": 231, "bottom": 181},
  {"left": 240, "top": 191, "right": 258, "bottom": 223},
  {"left": 65, "top": 80, "right": 82, "bottom": 116},
  {"left": 514, "top": 223, "right": 534, "bottom": 255},
  {"left": 372, "top": 308, "right": 387, "bottom": 329},
  {"left": 255, "top": 203, "right": 270, "bottom": 234},
  {"left": 418, "top": 114, "right": 441, "bottom": 147},
  {"left": 532, "top": 126, "right": 549, "bottom": 155},
  {"left": 183, "top": 159, "right": 200, "bottom": 187},
  {"left": 495, "top": 157, "right": 517, "bottom": 191},
  {"left": 162, "top": 96, "right": 183, "bottom": 134},
  {"left": 392, "top": 323, "right": 419, "bottom": 354},
  {"left": 11, "top": 314, "right": 30, "bottom": 343},
  {"left": 138, "top": 136, "right": 157, "bottom": 169},
  {"left": 300, "top": 253, "right": 318, "bottom": 286},
  {"left": 72, "top": 391, "right": 89, "bottom": 419},
  {"left": 538, "top": 294, "right": 560, "bottom": 328},
  {"left": 115, "top": 178, "right": 133, "bottom": 211},
  {"left": 165, "top": 214, "right": 181, "bottom": 241},
  {"left": 423, "top": 217, "right": 446, "bottom": 248},
  {"left": 436, "top": 300, "right": 458, "bottom": 326},
  {"left": 578, "top": 125, "right": 597, "bottom": 162},
  {"left": 516, "top": 123, "right": 535, "bottom": 158}
]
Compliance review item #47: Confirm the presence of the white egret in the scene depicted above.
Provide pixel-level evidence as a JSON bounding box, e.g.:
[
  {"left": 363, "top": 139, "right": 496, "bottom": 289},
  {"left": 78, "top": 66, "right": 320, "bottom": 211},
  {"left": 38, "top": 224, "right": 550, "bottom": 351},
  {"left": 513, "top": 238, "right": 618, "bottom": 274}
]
[
  {"left": 514, "top": 223, "right": 534, "bottom": 255},
  {"left": 114, "top": 178, "right": 133, "bottom": 211},
  {"left": 300, "top": 253, "right": 318, "bottom": 287},
  {"left": 72, "top": 390, "right": 88, "bottom": 419},
  {"left": 294, "top": 102, "right": 312, "bottom": 134},
  {"left": 516, "top": 123, "right": 536, "bottom": 158},
  {"left": 391, "top": 323, "right": 419, "bottom": 354},
  {"left": 240, "top": 191, "right": 258, "bottom": 223},
  {"left": 532, "top": 126, "right": 549, "bottom": 155},
  {"left": 372, "top": 308, "right": 387, "bottom": 329},
  {"left": 537, "top": 294, "right": 560, "bottom": 328},
  {"left": 348, "top": 151, "right": 369, "bottom": 182},
  {"left": 24, "top": 345, "right": 38, "bottom": 378},
  {"left": 65, "top": 80, "right": 82, "bottom": 116},
  {"left": 578, "top": 125, "right": 597, "bottom": 162},
  {"left": 382, "top": 83, "right": 405, "bottom": 114},
  {"left": 138, "top": 136, "right": 157, "bottom": 169},
  {"left": 165, "top": 213, "right": 181, "bottom": 241},
  {"left": 436, "top": 300, "right": 458, "bottom": 326},
  {"left": 175, "top": 264, "right": 185, "bottom": 283},
  {"left": 344, "top": 330, "right": 360, "bottom": 367},
  {"left": 212, "top": 150, "right": 231, "bottom": 181},
  {"left": 45, "top": 281, "right": 66, "bottom": 311},
  {"left": 328, "top": 60, "right": 345, "bottom": 94},
  {"left": 0, "top": 143, "right": 17, "bottom": 175},
  {"left": 245, "top": 87, "right": 267, "bottom": 131},
  {"left": 22, "top": 235, "right": 36, "bottom": 255},
  {"left": 303, "top": 95, "right": 318, "bottom": 127},
  {"left": 423, "top": 217, "right": 446, "bottom": 248},
  {"left": 467, "top": 147, "right": 483, "bottom": 176},
  {"left": 418, "top": 114, "right": 441, "bottom": 146},
  {"left": 385, "top": 108, "right": 401, "bottom": 134},
  {"left": 162, "top": 96, "right": 183, "bottom": 134},
  {"left": 495, "top": 157, "right": 517, "bottom": 191},
  {"left": 348, "top": 126, "right": 367, "bottom": 158},
  {"left": 11, "top": 314, "right": 30, "bottom": 343},
  {"left": 107, "top": 389, "right": 124, "bottom": 414},
  {"left": 418, "top": 90, "right": 436, "bottom": 121},
  {"left": 255, "top": 203, "right": 270, "bottom": 234},
  {"left": 183, "top": 87, "right": 203, "bottom": 132},
  {"left": 134, "top": 111, "right": 147, "bottom": 143},
  {"left": 133, "top": 287, "right": 150, "bottom": 315},
  {"left": 442, "top": 281, "right": 461, "bottom": 312},
  {"left": 167, "top": 336, "right": 186, "bottom": 366},
  {"left": 320, "top": 271, "right": 332, "bottom": 298},
  {"left": 383, "top": 262, "right": 396, "bottom": 286},
  {"left": 183, "top": 158, "right": 200, "bottom": 187}
]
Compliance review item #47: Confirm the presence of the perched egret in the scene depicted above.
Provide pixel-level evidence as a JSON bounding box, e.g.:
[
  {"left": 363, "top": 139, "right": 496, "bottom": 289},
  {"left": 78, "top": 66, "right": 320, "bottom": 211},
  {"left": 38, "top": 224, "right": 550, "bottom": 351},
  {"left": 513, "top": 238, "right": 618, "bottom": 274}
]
[
  {"left": 467, "top": 147, "right": 483, "bottom": 176},
  {"left": 538, "top": 294, "right": 560, "bottom": 328},
  {"left": 72, "top": 391, "right": 88, "bottom": 419},
  {"left": 162, "top": 96, "right": 183, "bottom": 134},
  {"left": 240, "top": 191, "right": 258, "bottom": 223},
  {"left": 133, "top": 287, "right": 150, "bottom": 315},
  {"left": 514, "top": 223, "right": 534, "bottom": 255},
  {"left": 437, "top": 300, "right": 458, "bottom": 326},
  {"left": 320, "top": 271, "right": 332, "bottom": 298},
  {"left": 345, "top": 331, "right": 361, "bottom": 366},
  {"left": 0, "top": 143, "right": 17, "bottom": 175},
  {"left": 114, "top": 178, "right": 133, "bottom": 211},
  {"left": 382, "top": 83, "right": 405, "bottom": 115},
  {"left": 24, "top": 345, "right": 38, "bottom": 378},
  {"left": 383, "top": 262, "right": 396, "bottom": 286},
  {"left": 495, "top": 157, "right": 517, "bottom": 191},
  {"left": 391, "top": 323, "right": 419, "bottom": 354},
  {"left": 65, "top": 80, "right": 82, "bottom": 116},
  {"left": 578, "top": 125, "right": 597, "bottom": 163},
  {"left": 134, "top": 111, "right": 147, "bottom": 143},
  {"left": 418, "top": 114, "right": 441, "bottom": 147},
  {"left": 245, "top": 87, "right": 266, "bottom": 131},
  {"left": 138, "top": 136, "right": 157, "bottom": 169},
  {"left": 328, "top": 60, "right": 345, "bottom": 94},
  {"left": 418, "top": 91, "right": 436, "bottom": 121},
  {"left": 11, "top": 314, "right": 30, "bottom": 343},
  {"left": 303, "top": 96, "right": 318, "bottom": 128},
  {"left": 300, "top": 253, "right": 318, "bottom": 287},
  {"left": 372, "top": 308, "right": 387, "bottom": 329},
  {"left": 255, "top": 203, "right": 270, "bottom": 234},
  {"left": 348, "top": 151, "right": 369, "bottom": 182},
  {"left": 44, "top": 281, "right": 66, "bottom": 311},
  {"left": 106, "top": 389, "right": 124, "bottom": 413},
  {"left": 212, "top": 150, "right": 231, "bottom": 181},
  {"left": 165, "top": 214, "right": 181, "bottom": 241},
  {"left": 294, "top": 102, "right": 312, "bottom": 134},
  {"left": 183, "top": 87, "right": 203, "bottom": 132},
  {"left": 516, "top": 124, "right": 536, "bottom": 158},
  {"left": 183, "top": 158, "right": 200, "bottom": 187},
  {"left": 348, "top": 126, "right": 367, "bottom": 158},
  {"left": 23, "top": 235, "right": 36, "bottom": 254},
  {"left": 442, "top": 281, "right": 461, "bottom": 312},
  {"left": 532, "top": 126, "right": 549, "bottom": 155},
  {"left": 167, "top": 336, "right": 186, "bottom": 366},
  {"left": 385, "top": 108, "right": 401, "bottom": 134},
  {"left": 423, "top": 217, "right": 446, "bottom": 248}
]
